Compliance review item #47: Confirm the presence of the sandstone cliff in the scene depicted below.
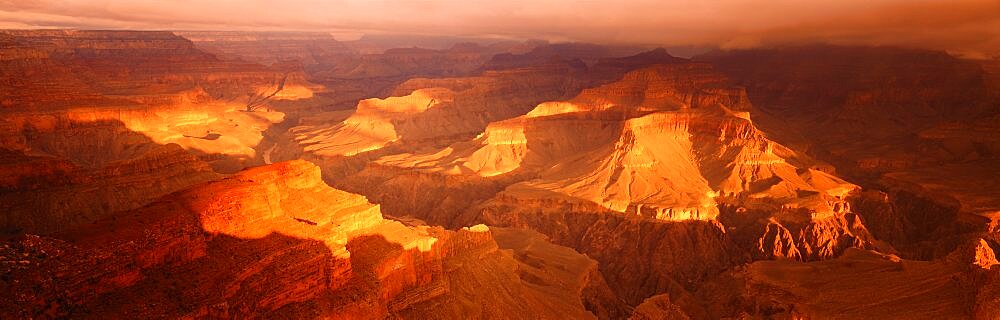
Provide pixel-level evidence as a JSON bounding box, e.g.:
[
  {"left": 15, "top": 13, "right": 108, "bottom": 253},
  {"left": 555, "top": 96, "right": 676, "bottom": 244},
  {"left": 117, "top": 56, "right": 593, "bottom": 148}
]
[
  {"left": 694, "top": 244, "right": 999, "bottom": 319},
  {"left": 177, "top": 31, "right": 357, "bottom": 71},
  {"left": 698, "top": 45, "right": 1000, "bottom": 259},
  {"left": 324, "top": 62, "right": 878, "bottom": 308},
  {"left": 5, "top": 32, "right": 997, "bottom": 319},
  {"left": 303, "top": 42, "right": 520, "bottom": 110},
  {"left": 0, "top": 160, "right": 614, "bottom": 319},
  {"left": 0, "top": 30, "right": 325, "bottom": 172},
  {"left": 288, "top": 48, "right": 690, "bottom": 183},
  {"left": 0, "top": 143, "right": 219, "bottom": 235}
]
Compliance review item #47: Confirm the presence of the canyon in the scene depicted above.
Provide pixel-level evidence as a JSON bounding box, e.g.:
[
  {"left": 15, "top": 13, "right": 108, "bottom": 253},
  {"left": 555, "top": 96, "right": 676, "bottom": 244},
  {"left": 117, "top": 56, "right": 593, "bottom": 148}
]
[
  {"left": 0, "top": 30, "right": 997, "bottom": 319},
  {"left": 697, "top": 46, "right": 1000, "bottom": 259},
  {"left": 1, "top": 160, "right": 618, "bottom": 318}
]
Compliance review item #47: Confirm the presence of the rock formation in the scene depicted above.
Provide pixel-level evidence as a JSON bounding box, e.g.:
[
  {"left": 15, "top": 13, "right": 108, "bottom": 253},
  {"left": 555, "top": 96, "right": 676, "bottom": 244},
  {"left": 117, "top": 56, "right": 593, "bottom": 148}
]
[
  {"left": 0, "top": 143, "right": 218, "bottom": 235},
  {"left": 328, "top": 62, "right": 878, "bottom": 307},
  {"left": 629, "top": 294, "right": 690, "bottom": 320},
  {"left": 3, "top": 30, "right": 999, "bottom": 319},
  {"left": 177, "top": 31, "right": 357, "bottom": 71},
  {"left": 480, "top": 43, "right": 650, "bottom": 71},
  {"left": 290, "top": 60, "right": 588, "bottom": 164},
  {"left": 0, "top": 30, "right": 325, "bottom": 172},
  {"left": 301, "top": 42, "right": 523, "bottom": 110},
  {"left": 0, "top": 160, "right": 615, "bottom": 319},
  {"left": 694, "top": 246, "right": 997, "bottom": 319},
  {"left": 288, "top": 48, "right": 692, "bottom": 182},
  {"left": 698, "top": 46, "right": 1000, "bottom": 259}
]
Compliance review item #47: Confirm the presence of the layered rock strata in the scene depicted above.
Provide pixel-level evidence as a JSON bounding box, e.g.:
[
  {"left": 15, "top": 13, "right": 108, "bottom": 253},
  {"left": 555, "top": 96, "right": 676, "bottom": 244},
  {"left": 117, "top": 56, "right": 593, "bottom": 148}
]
[
  {"left": 289, "top": 48, "right": 693, "bottom": 182},
  {"left": 694, "top": 244, "right": 999, "bottom": 319},
  {"left": 329, "top": 62, "right": 877, "bottom": 307},
  {"left": 0, "top": 30, "right": 325, "bottom": 172},
  {"left": 0, "top": 160, "right": 614, "bottom": 319},
  {"left": 0, "top": 143, "right": 218, "bottom": 235},
  {"left": 698, "top": 46, "right": 1000, "bottom": 258}
]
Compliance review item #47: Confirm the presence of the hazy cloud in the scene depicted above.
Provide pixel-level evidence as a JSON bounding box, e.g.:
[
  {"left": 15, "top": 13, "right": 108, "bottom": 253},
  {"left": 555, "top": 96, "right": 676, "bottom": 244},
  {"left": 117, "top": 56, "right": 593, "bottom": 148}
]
[{"left": 1, "top": 0, "right": 997, "bottom": 57}]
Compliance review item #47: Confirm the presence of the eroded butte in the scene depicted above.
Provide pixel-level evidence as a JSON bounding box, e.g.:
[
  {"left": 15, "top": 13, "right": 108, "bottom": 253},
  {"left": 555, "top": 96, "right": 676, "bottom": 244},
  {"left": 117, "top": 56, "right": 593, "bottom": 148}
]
[{"left": 1, "top": 30, "right": 998, "bottom": 319}]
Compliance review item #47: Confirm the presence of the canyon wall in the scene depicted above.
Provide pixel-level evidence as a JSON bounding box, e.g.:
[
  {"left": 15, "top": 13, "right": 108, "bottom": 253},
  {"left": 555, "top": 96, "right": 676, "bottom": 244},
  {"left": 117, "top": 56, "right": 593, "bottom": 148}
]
[
  {"left": 177, "top": 31, "right": 357, "bottom": 71},
  {"left": 322, "top": 62, "right": 881, "bottom": 309},
  {"left": 692, "top": 243, "right": 998, "bottom": 319},
  {"left": 0, "top": 160, "right": 615, "bottom": 319},
  {"left": 0, "top": 30, "right": 325, "bottom": 172},
  {"left": 698, "top": 46, "right": 1000, "bottom": 259},
  {"left": 3, "top": 30, "right": 997, "bottom": 319}
]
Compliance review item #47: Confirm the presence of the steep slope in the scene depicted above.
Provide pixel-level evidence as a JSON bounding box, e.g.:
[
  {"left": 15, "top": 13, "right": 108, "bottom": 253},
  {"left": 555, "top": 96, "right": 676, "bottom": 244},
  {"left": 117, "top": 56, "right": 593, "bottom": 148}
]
[
  {"left": 695, "top": 243, "right": 999, "bottom": 319},
  {"left": 287, "top": 58, "right": 593, "bottom": 180},
  {"left": 0, "top": 30, "right": 326, "bottom": 172},
  {"left": 698, "top": 46, "right": 1000, "bottom": 258},
  {"left": 288, "top": 48, "right": 690, "bottom": 184},
  {"left": 395, "top": 227, "right": 630, "bottom": 320},
  {"left": 177, "top": 31, "right": 357, "bottom": 71},
  {"left": 629, "top": 294, "right": 691, "bottom": 320},
  {"left": 333, "top": 63, "right": 876, "bottom": 307},
  {"left": 0, "top": 160, "right": 615, "bottom": 319},
  {"left": 305, "top": 43, "right": 518, "bottom": 110},
  {"left": 0, "top": 30, "right": 317, "bottom": 111},
  {"left": 0, "top": 143, "right": 219, "bottom": 235}
]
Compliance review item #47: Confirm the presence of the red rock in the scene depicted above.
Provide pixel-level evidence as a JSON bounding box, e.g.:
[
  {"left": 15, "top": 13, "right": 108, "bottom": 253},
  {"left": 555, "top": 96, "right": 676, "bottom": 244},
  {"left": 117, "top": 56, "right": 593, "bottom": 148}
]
[
  {"left": 0, "top": 30, "right": 323, "bottom": 172},
  {"left": 177, "top": 31, "right": 357, "bottom": 70},
  {"left": 4, "top": 30, "right": 998, "bottom": 319},
  {"left": 320, "top": 61, "right": 879, "bottom": 308},
  {"left": 629, "top": 294, "right": 691, "bottom": 320},
  {"left": 0, "top": 144, "right": 219, "bottom": 234},
  {"left": 0, "top": 160, "right": 610, "bottom": 318},
  {"left": 697, "top": 248, "right": 992, "bottom": 319},
  {"left": 699, "top": 46, "right": 1000, "bottom": 259}
]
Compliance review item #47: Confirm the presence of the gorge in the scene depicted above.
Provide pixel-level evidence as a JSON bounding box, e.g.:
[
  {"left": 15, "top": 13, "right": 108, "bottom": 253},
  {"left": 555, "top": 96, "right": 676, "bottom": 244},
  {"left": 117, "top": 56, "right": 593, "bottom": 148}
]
[{"left": 0, "top": 27, "right": 998, "bottom": 319}]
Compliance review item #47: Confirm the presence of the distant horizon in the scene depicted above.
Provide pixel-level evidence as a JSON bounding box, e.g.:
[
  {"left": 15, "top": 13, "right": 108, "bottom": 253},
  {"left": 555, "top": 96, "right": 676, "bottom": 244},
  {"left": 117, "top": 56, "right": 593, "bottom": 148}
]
[
  {"left": 2, "top": 9, "right": 998, "bottom": 318},
  {"left": 2, "top": 0, "right": 997, "bottom": 59},
  {"left": 4, "top": 27, "right": 996, "bottom": 60}
]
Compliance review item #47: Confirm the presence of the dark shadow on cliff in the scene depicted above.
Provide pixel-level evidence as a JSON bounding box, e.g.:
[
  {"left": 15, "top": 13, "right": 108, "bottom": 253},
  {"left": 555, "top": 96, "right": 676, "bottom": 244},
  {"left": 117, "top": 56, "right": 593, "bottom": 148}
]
[
  {"left": 696, "top": 45, "right": 1000, "bottom": 259},
  {"left": 0, "top": 118, "right": 223, "bottom": 236},
  {"left": 322, "top": 103, "right": 743, "bottom": 310},
  {"left": 317, "top": 49, "right": 695, "bottom": 219},
  {"left": 0, "top": 173, "right": 428, "bottom": 318}
]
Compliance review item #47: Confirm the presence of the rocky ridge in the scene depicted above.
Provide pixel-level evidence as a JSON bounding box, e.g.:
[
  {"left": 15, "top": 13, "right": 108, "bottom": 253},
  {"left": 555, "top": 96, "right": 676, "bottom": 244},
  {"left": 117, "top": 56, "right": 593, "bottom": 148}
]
[
  {"left": 0, "top": 160, "right": 617, "bottom": 319},
  {"left": 698, "top": 46, "right": 1000, "bottom": 259},
  {"left": 325, "top": 62, "right": 878, "bottom": 307}
]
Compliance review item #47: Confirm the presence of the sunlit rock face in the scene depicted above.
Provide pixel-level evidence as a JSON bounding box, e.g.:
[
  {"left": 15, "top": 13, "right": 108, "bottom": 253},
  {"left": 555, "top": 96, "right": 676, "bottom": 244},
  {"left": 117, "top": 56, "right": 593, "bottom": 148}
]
[
  {"left": 1, "top": 103, "right": 287, "bottom": 172},
  {"left": 328, "top": 61, "right": 877, "bottom": 307},
  {"left": 698, "top": 46, "right": 1000, "bottom": 258},
  {"left": 288, "top": 48, "right": 689, "bottom": 180},
  {"left": 4, "top": 28, "right": 999, "bottom": 320},
  {"left": 0, "top": 30, "right": 323, "bottom": 172},
  {"left": 282, "top": 41, "right": 664, "bottom": 112},
  {"left": 0, "top": 161, "right": 614, "bottom": 318},
  {"left": 353, "top": 62, "right": 856, "bottom": 223},
  {"left": 697, "top": 46, "right": 996, "bottom": 184},
  {"left": 0, "top": 30, "right": 315, "bottom": 110},
  {"left": 295, "top": 88, "right": 458, "bottom": 158},
  {"left": 297, "top": 42, "right": 525, "bottom": 110},
  {"left": 629, "top": 294, "right": 691, "bottom": 320},
  {"left": 287, "top": 57, "right": 594, "bottom": 180}
]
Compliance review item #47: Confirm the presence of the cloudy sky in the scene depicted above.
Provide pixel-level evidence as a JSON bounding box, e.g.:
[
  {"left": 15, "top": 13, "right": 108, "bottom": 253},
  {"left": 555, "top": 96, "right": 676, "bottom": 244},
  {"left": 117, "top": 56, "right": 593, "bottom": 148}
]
[{"left": 1, "top": 0, "right": 998, "bottom": 57}]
